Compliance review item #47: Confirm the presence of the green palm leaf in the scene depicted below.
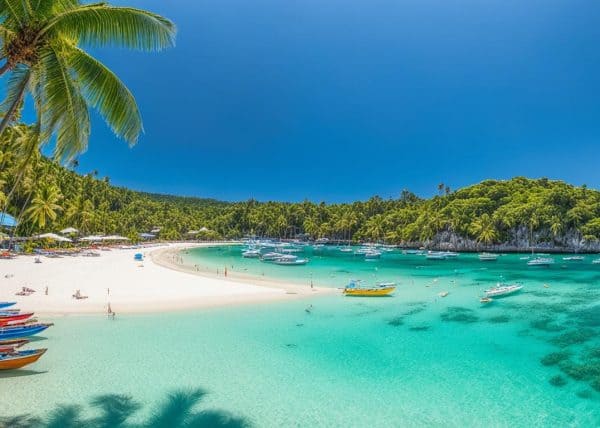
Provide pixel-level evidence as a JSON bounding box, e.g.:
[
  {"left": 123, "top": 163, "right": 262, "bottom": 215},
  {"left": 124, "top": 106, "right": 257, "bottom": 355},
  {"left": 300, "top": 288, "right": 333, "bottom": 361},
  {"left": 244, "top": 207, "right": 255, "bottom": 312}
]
[
  {"left": 66, "top": 44, "right": 142, "bottom": 145},
  {"left": 43, "top": 4, "right": 176, "bottom": 51},
  {"left": 38, "top": 43, "right": 90, "bottom": 160}
]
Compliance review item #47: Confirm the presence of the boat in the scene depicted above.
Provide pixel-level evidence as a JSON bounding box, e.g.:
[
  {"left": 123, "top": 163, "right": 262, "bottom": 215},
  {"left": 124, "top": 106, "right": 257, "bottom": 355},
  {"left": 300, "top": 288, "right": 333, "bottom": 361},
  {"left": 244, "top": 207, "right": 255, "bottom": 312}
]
[
  {"left": 0, "top": 323, "right": 53, "bottom": 341},
  {"left": 425, "top": 252, "right": 446, "bottom": 260},
  {"left": 0, "top": 302, "right": 16, "bottom": 309},
  {"left": 242, "top": 249, "right": 261, "bottom": 258},
  {"left": 593, "top": 258, "right": 600, "bottom": 265},
  {"left": 0, "top": 349, "right": 47, "bottom": 370},
  {"left": 527, "top": 257, "right": 554, "bottom": 266},
  {"left": 340, "top": 247, "right": 354, "bottom": 253},
  {"left": 441, "top": 251, "right": 459, "bottom": 258},
  {"left": 364, "top": 251, "right": 381, "bottom": 259},
  {"left": 272, "top": 255, "right": 309, "bottom": 266},
  {"left": 478, "top": 253, "right": 498, "bottom": 261},
  {"left": 0, "top": 312, "right": 34, "bottom": 326},
  {"left": 260, "top": 252, "right": 283, "bottom": 261},
  {"left": 0, "top": 339, "right": 28, "bottom": 353},
  {"left": 376, "top": 281, "right": 397, "bottom": 288},
  {"left": 563, "top": 256, "right": 584, "bottom": 261},
  {"left": 480, "top": 297, "right": 493, "bottom": 304},
  {"left": 484, "top": 284, "right": 523, "bottom": 298},
  {"left": 343, "top": 280, "right": 395, "bottom": 297},
  {"left": 438, "top": 291, "right": 449, "bottom": 297}
]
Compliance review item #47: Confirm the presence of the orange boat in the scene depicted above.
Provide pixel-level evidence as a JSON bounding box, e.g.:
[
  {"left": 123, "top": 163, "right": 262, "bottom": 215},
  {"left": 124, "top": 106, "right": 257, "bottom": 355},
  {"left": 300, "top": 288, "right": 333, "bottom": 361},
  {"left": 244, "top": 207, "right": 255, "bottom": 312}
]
[{"left": 0, "top": 349, "right": 47, "bottom": 370}]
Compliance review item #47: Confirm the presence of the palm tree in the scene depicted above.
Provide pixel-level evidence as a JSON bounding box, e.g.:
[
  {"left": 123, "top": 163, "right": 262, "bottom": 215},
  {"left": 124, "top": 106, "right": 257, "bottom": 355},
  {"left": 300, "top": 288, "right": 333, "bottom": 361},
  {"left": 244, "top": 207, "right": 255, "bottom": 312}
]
[
  {"left": 25, "top": 182, "right": 62, "bottom": 229},
  {"left": 469, "top": 214, "right": 497, "bottom": 246},
  {"left": 0, "top": 1, "right": 176, "bottom": 160}
]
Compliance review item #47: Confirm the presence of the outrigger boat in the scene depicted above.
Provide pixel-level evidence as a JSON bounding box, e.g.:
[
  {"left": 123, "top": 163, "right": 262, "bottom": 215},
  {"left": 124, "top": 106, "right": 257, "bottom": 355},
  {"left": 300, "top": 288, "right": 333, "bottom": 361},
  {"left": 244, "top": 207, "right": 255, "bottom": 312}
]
[
  {"left": 0, "top": 349, "right": 47, "bottom": 370},
  {"left": 0, "top": 323, "right": 53, "bottom": 341},
  {"left": 0, "top": 312, "right": 34, "bottom": 326},
  {"left": 343, "top": 280, "right": 396, "bottom": 297},
  {"left": 0, "top": 339, "right": 28, "bottom": 353},
  {"left": 0, "top": 302, "right": 16, "bottom": 309},
  {"left": 484, "top": 284, "right": 523, "bottom": 298}
]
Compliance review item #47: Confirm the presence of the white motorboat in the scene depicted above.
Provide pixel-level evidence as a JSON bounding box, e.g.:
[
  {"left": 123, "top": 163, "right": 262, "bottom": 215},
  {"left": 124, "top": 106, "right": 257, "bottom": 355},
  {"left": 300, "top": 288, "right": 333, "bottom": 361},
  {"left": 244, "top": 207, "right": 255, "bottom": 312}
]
[
  {"left": 364, "top": 251, "right": 381, "bottom": 259},
  {"left": 440, "top": 251, "right": 459, "bottom": 258},
  {"left": 425, "top": 252, "right": 446, "bottom": 260},
  {"left": 484, "top": 283, "right": 523, "bottom": 298},
  {"left": 592, "top": 258, "right": 600, "bottom": 265},
  {"left": 479, "top": 253, "right": 498, "bottom": 261},
  {"left": 527, "top": 257, "right": 554, "bottom": 266},
  {"left": 340, "top": 247, "right": 354, "bottom": 253},
  {"left": 562, "top": 256, "right": 584, "bottom": 261},
  {"left": 242, "top": 249, "right": 261, "bottom": 258},
  {"left": 272, "top": 255, "right": 309, "bottom": 266},
  {"left": 260, "top": 252, "right": 283, "bottom": 261}
]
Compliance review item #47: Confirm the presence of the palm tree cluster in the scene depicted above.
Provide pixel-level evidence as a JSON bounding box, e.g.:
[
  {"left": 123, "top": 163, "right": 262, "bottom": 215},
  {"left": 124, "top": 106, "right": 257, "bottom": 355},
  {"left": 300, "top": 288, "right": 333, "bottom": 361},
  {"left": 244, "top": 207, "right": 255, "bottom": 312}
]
[{"left": 3, "top": 136, "right": 600, "bottom": 249}]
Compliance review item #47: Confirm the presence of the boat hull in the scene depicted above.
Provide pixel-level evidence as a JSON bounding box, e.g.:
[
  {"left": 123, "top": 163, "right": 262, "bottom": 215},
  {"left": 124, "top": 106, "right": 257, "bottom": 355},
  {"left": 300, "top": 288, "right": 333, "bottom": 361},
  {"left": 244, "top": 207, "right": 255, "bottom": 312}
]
[
  {"left": 344, "top": 286, "right": 395, "bottom": 297},
  {"left": 0, "top": 324, "right": 51, "bottom": 340},
  {"left": 0, "top": 349, "right": 46, "bottom": 370}
]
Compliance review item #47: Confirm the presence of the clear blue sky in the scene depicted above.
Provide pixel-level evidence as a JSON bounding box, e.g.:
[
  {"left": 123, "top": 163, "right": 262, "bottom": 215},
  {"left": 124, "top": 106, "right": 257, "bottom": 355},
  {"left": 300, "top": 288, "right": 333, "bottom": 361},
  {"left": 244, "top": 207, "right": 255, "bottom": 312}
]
[{"left": 73, "top": 0, "right": 600, "bottom": 201}]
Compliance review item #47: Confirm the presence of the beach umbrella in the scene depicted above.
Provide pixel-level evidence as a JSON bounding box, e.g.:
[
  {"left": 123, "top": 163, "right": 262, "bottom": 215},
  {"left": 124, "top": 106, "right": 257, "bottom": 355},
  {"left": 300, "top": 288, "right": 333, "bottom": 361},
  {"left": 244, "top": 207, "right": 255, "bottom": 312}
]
[
  {"left": 35, "top": 233, "right": 72, "bottom": 242},
  {"left": 60, "top": 227, "right": 79, "bottom": 235},
  {"left": 0, "top": 212, "right": 17, "bottom": 228}
]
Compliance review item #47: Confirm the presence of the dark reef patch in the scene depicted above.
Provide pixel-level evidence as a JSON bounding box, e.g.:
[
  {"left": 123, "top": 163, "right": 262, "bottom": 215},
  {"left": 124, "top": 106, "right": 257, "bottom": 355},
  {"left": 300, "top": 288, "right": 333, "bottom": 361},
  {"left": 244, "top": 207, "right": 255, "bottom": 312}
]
[
  {"left": 550, "top": 329, "right": 595, "bottom": 348},
  {"left": 387, "top": 317, "right": 405, "bottom": 327},
  {"left": 549, "top": 375, "right": 567, "bottom": 387},
  {"left": 487, "top": 315, "right": 510, "bottom": 324},
  {"left": 540, "top": 351, "right": 571, "bottom": 366},
  {"left": 530, "top": 318, "right": 566, "bottom": 333},
  {"left": 408, "top": 325, "right": 430, "bottom": 332},
  {"left": 441, "top": 307, "right": 479, "bottom": 324}
]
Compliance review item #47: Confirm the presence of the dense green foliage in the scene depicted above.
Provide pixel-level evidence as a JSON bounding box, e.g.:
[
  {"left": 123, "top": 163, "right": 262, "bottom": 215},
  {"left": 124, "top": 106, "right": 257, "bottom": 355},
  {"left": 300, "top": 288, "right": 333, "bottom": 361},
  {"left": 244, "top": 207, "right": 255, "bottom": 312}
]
[{"left": 2, "top": 126, "right": 600, "bottom": 247}]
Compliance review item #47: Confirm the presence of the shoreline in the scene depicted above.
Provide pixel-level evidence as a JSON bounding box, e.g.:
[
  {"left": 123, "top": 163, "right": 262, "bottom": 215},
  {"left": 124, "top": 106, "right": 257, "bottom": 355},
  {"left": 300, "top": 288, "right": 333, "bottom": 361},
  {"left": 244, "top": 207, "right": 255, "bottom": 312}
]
[{"left": 0, "top": 243, "right": 336, "bottom": 317}]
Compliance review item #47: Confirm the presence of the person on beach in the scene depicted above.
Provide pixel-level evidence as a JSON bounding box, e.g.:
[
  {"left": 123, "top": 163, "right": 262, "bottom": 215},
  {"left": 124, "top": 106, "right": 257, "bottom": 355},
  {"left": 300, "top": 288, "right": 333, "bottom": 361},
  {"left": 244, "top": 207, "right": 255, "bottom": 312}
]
[
  {"left": 224, "top": 267, "right": 228, "bottom": 277},
  {"left": 45, "top": 286, "right": 48, "bottom": 295}
]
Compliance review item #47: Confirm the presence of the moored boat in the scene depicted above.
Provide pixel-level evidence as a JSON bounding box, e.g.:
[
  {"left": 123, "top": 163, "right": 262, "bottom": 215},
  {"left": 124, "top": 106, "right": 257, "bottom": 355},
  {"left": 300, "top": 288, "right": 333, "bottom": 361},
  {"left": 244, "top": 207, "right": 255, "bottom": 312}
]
[
  {"left": 0, "top": 349, "right": 47, "bottom": 370},
  {"left": 480, "top": 297, "right": 493, "bottom": 304},
  {"left": 425, "top": 251, "right": 446, "bottom": 260},
  {"left": 484, "top": 284, "right": 523, "bottom": 298},
  {"left": 343, "top": 280, "right": 395, "bottom": 296},
  {"left": 563, "top": 256, "right": 584, "bottom": 261},
  {"left": 0, "top": 339, "right": 28, "bottom": 353},
  {"left": 272, "top": 255, "right": 309, "bottom": 265},
  {"left": 242, "top": 249, "right": 261, "bottom": 258},
  {"left": 0, "top": 302, "right": 16, "bottom": 309},
  {"left": 593, "top": 258, "right": 600, "bottom": 265},
  {"left": 527, "top": 257, "right": 554, "bottom": 266},
  {"left": 478, "top": 253, "right": 498, "bottom": 261}
]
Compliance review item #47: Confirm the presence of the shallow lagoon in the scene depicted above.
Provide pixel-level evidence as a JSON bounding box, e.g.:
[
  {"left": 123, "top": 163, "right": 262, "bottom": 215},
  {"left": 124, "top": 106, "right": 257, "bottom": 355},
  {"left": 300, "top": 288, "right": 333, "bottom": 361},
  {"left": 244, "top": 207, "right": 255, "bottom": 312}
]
[{"left": 1, "top": 246, "right": 599, "bottom": 427}]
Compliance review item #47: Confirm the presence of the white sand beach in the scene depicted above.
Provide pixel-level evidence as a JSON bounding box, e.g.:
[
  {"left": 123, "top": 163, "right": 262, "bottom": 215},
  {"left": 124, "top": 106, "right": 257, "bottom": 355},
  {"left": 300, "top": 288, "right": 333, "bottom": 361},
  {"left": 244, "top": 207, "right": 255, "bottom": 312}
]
[{"left": 0, "top": 243, "right": 332, "bottom": 316}]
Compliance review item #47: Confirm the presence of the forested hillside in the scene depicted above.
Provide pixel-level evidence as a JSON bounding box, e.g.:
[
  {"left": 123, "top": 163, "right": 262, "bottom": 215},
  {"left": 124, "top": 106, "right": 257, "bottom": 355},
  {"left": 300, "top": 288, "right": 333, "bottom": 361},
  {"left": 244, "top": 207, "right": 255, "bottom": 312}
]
[{"left": 2, "top": 125, "right": 600, "bottom": 250}]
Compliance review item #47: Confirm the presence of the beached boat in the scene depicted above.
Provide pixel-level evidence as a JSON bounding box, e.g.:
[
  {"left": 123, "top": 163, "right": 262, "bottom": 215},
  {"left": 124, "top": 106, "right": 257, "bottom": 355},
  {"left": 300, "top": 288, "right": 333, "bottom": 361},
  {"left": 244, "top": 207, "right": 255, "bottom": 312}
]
[
  {"left": 479, "top": 253, "right": 498, "bottom": 261},
  {"left": 0, "top": 349, "right": 47, "bottom": 370},
  {"left": 0, "top": 339, "right": 28, "bottom": 353},
  {"left": 527, "top": 257, "right": 554, "bottom": 266},
  {"left": 0, "top": 323, "right": 52, "bottom": 341},
  {"left": 343, "top": 280, "right": 395, "bottom": 296},
  {"left": 484, "top": 284, "right": 523, "bottom": 298},
  {"left": 0, "top": 312, "right": 34, "bottom": 326},
  {"left": 563, "top": 256, "right": 584, "bottom": 261},
  {"left": 0, "top": 302, "right": 16, "bottom": 309}
]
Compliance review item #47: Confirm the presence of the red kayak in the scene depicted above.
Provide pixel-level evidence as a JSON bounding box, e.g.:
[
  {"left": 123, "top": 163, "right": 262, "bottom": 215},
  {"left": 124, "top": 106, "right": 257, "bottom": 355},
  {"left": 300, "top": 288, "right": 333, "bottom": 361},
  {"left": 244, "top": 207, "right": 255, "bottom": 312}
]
[{"left": 0, "top": 312, "right": 34, "bottom": 326}]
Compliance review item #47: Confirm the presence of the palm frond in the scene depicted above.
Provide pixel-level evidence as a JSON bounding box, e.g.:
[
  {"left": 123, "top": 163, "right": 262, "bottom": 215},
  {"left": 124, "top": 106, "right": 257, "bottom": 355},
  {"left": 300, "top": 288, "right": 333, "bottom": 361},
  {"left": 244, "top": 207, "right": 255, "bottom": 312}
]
[
  {"left": 0, "top": 0, "right": 30, "bottom": 25},
  {"left": 0, "top": 64, "right": 30, "bottom": 116},
  {"left": 30, "top": 0, "right": 78, "bottom": 19},
  {"left": 42, "top": 4, "right": 176, "bottom": 51},
  {"left": 66, "top": 44, "right": 142, "bottom": 145},
  {"left": 37, "top": 43, "right": 90, "bottom": 161}
]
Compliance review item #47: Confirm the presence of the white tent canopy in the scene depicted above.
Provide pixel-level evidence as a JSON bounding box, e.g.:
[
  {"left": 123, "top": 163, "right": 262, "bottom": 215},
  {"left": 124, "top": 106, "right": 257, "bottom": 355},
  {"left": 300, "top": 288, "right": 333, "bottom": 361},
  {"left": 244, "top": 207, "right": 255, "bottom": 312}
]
[
  {"left": 102, "top": 235, "right": 130, "bottom": 241},
  {"left": 60, "top": 227, "right": 79, "bottom": 234},
  {"left": 80, "top": 235, "right": 103, "bottom": 242},
  {"left": 35, "top": 233, "right": 72, "bottom": 242}
]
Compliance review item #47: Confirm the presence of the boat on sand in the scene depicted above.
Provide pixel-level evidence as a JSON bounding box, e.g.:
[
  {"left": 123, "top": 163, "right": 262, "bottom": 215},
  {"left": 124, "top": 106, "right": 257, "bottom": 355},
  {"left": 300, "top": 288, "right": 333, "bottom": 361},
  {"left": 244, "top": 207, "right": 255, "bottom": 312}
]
[{"left": 0, "top": 349, "right": 47, "bottom": 370}]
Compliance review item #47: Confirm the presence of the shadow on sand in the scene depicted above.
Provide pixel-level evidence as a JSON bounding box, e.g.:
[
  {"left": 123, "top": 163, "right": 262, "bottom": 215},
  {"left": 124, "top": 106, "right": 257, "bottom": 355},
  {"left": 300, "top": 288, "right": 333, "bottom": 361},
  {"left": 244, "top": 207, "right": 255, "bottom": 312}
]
[{"left": 0, "top": 388, "right": 251, "bottom": 428}]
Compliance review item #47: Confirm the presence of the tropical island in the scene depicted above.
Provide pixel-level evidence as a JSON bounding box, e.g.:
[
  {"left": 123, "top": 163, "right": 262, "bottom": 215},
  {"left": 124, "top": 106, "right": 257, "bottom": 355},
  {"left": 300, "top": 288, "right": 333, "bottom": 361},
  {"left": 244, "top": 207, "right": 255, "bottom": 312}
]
[
  {"left": 2, "top": 141, "right": 599, "bottom": 253},
  {"left": 1, "top": 1, "right": 600, "bottom": 427}
]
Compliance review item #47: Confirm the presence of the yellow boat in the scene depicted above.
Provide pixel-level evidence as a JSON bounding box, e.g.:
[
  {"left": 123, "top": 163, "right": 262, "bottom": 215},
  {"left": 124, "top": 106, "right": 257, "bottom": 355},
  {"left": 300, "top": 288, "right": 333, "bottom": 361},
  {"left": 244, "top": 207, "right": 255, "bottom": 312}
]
[{"left": 343, "top": 280, "right": 396, "bottom": 296}]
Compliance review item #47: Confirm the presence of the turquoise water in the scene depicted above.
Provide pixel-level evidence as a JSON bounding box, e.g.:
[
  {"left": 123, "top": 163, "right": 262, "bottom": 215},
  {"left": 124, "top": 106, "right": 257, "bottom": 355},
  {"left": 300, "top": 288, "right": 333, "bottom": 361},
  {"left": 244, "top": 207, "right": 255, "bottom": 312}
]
[{"left": 1, "top": 246, "right": 600, "bottom": 427}]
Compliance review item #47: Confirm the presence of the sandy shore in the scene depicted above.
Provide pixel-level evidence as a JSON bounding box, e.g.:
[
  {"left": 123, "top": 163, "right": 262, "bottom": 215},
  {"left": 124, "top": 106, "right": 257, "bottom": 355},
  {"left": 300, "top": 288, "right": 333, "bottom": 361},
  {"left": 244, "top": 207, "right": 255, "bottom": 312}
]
[{"left": 0, "top": 243, "right": 334, "bottom": 316}]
